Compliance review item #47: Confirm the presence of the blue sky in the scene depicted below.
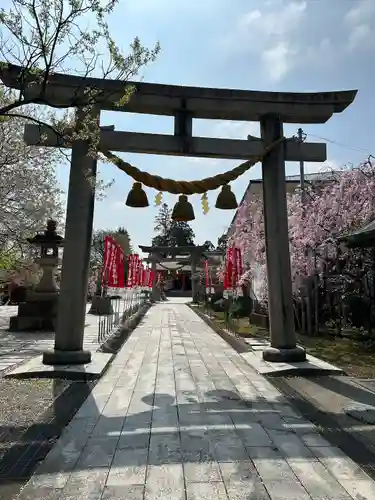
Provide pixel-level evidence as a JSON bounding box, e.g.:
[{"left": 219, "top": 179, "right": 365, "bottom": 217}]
[{"left": 56, "top": 0, "right": 375, "bottom": 252}]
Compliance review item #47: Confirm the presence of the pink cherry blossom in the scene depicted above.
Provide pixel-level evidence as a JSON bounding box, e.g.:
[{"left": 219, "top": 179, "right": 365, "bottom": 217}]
[{"left": 227, "top": 158, "right": 375, "bottom": 306}]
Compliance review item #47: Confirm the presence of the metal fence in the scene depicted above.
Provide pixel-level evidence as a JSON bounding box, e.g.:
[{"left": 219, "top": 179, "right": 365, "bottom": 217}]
[
  {"left": 201, "top": 293, "right": 241, "bottom": 335},
  {"left": 97, "top": 289, "right": 149, "bottom": 344}
]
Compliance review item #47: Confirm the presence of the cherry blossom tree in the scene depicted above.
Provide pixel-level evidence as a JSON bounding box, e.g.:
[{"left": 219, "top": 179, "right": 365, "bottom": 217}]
[
  {"left": 0, "top": 102, "right": 63, "bottom": 258},
  {"left": 228, "top": 158, "right": 375, "bottom": 306}
]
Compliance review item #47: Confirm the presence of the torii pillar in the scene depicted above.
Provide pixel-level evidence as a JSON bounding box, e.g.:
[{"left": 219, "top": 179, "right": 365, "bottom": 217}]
[
  {"left": 43, "top": 108, "right": 99, "bottom": 365},
  {"left": 260, "top": 115, "right": 305, "bottom": 362}
]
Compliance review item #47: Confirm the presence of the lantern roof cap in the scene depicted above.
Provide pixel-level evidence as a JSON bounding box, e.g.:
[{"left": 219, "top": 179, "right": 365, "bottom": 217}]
[{"left": 26, "top": 220, "right": 64, "bottom": 246}]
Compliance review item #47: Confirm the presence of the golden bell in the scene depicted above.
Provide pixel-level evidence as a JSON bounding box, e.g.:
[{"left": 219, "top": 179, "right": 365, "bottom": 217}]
[
  {"left": 125, "top": 182, "right": 149, "bottom": 208},
  {"left": 215, "top": 184, "right": 238, "bottom": 210},
  {"left": 171, "top": 195, "right": 195, "bottom": 221}
]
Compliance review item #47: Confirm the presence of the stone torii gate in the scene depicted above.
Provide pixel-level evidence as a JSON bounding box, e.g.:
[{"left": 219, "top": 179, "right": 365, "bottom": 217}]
[
  {"left": 0, "top": 64, "right": 357, "bottom": 365},
  {"left": 139, "top": 245, "right": 206, "bottom": 302}
]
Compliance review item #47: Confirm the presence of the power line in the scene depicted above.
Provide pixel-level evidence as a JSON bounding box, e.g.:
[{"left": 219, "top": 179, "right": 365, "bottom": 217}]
[{"left": 307, "top": 133, "right": 372, "bottom": 155}]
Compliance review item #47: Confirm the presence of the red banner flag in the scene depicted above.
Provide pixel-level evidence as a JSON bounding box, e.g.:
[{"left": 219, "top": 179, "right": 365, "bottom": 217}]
[
  {"left": 102, "top": 235, "right": 116, "bottom": 283},
  {"left": 107, "top": 244, "right": 118, "bottom": 287},
  {"left": 131, "top": 254, "right": 140, "bottom": 288},
  {"left": 141, "top": 265, "right": 147, "bottom": 287},
  {"left": 136, "top": 262, "right": 143, "bottom": 287},
  {"left": 103, "top": 235, "right": 125, "bottom": 288},
  {"left": 234, "top": 247, "right": 242, "bottom": 288},
  {"left": 204, "top": 260, "right": 209, "bottom": 292},
  {"left": 148, "top": 271, "right": 154, "bottom": 288},
  {"left": 226, "top": 247, "right": 234, "bottom": 291},
  {"left": 126, "top": 254, "right": 134, "bottom": 288},
  {"left": 116, "top": 248, "right": 125, "bottom": 288}
]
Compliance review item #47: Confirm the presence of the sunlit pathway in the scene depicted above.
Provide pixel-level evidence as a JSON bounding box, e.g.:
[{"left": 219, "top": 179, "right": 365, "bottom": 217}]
[
  {"left": 0, "top": 292, "right": 136, "bottom": 375},
  {"left": 17, "top": 301, "right": 375, "bottom": 499},
  {"left": 0, "top": 304, "right": 99, "bottom": 375}
]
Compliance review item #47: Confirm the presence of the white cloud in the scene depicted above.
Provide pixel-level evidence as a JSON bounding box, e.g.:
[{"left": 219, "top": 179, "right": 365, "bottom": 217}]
[
  {"left": 261, "top": 42, "right": 295, "bottom": 82},
  {"left": 226, "top": 1, "right": 307, "bottom": 82},
  {"left": 345, "top": 0, "right": 375, "bottom": 51}
]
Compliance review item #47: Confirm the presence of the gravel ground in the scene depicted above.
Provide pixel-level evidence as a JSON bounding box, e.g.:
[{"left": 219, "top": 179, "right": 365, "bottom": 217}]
[{"left": 0, "top": 378, "right": 95, "bottom": 500}]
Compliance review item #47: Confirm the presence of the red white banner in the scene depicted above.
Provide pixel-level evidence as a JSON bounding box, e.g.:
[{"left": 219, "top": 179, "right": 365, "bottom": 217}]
[
  {"left": 102, "top": 235, "right": 115, "bottom": 283},
  {"left": 102, "top": 235, "right": 125, "bottom": 288},
  {"left": 234, "top": 247, "right": 242, "bottom": 288},
  {"left": 225, "top": 247, "right": 234, "bottom": 291},
  {"left": 148, "top": 271, "right": 154, "bottom": 288},
  {"left": 126, "top": 254, "right": 134, "bottom": 288},
  {"left": 116, "top": 248, "right": 125, "bottom": 288},
  {"left": 132, "top": 254, "right": 140, "bottom": 288},
  {"left": 204, "top": 260, "right": 209, "bottom": 292}
]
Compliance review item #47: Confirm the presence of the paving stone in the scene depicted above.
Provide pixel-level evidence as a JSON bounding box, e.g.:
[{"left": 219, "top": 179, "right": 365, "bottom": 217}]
[
  {"left": 145, "top": 464, "right": 185, "bottom": 500},
  {"left": 267, "top": 429, "right": 316, "bottom": 459},
  {"left": 148, "top": 432, "right": 182, "bottom": 465},
  {"left": 339, "top": 479, "right": 375, "bottom": 500},
  {"left": 235, "top": 423, "right": 273, "bottom": 447},
  {"left": 102, "top": 485, "right": 145, "bottom": 500},
  {"left": 112, "top": 446, "right": 148, "bottom": 469},
  {"left": 287, "top": 458, "right": 353, "bottom": 500},
  {"left": 106, "top": 464, "right": 147, "bottom": 486},
  {"left": 75, "top": 436, "right": 119, "bottom": 468},
  {"left": 219, "top": 460, "right": 258, "bottom": 484},
  {"left": 17, "top": 485, "right": 63, "bottom": 500},
  {"left": 15, "top": 301, "right": 375, "bottom": 500},
  {"left": 225, "top": 480, "right": 271, "bottom": 500},
  {"left": 311, "top": 445, "right": 372, "bottom": 482},
  {"left": 263, "top": 480, "right": 311, "bottom": 500},
  {"left": 186, "top": 481, "right": 228, "bottom": 500},
  {"left": 301, "top": 433, "right": 332, "bottom": 448},
  {"left": 247, "top": 446, "right": 297, "bottom": 482},
  {"left": 183, "top": 461, "right": 222, "bottom": 483},
  {"left": 117, "top": 431, "right": 150, "bottom": 450},
  {"left": 213, "top": 443, "right": 250, "bottom": 463},
  {"left": 91, "top": 415, "right": 125, "bottom": 437},
  {"left": 28, "top": 471, "right": 71, "bottom": 489},
  {"left": 282, "top": 416, "right": 318, "bottom": 434},
  {"left": 35, "top": 442, "right": 81, "bottom": 474},
  {"left": 60, "top": 468, "right": 108, "bottom": 499},
  {"left": 257, "top": 413, "right": 290, "bottom": 431}
]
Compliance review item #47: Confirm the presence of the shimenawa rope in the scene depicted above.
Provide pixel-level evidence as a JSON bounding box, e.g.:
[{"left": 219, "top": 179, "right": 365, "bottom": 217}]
[{"left": 99, "top": 136, "right": 288, "bottom": 195}]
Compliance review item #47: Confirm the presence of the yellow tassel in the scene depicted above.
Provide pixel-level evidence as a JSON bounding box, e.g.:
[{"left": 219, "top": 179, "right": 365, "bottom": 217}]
[
  {"left": 125, "top": 182, "right": 149, "bottom": 208},
  {"left": 154, "top": 191, "right": 163, "bottom": 206},
  {"left": 201, "top": 193, "right": 210, "bottom": 215},
  {"left": 215, "top": 184, "right": 238, "bottom": 210},
  {"left": 171, "top": 195, "right": 195, "bottom": 222}
]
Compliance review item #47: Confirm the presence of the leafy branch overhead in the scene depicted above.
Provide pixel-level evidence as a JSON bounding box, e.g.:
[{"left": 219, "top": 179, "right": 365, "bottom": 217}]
[{"left": 0, "top": 0, "right": 160, "bottom": 129}]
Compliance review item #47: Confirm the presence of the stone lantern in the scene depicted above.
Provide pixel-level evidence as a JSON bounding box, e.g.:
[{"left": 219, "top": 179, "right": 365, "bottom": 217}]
[{"left": 9, "top": 220, "right": 64, "bottom": 331}]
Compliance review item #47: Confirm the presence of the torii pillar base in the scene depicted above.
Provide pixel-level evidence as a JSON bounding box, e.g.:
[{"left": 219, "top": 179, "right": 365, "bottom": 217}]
[
  {"left": 43, "top": 349, "right": 92, "bottom": 365},
  {"left": 262, "top": 345, "right": 305, "bottom": 363}
]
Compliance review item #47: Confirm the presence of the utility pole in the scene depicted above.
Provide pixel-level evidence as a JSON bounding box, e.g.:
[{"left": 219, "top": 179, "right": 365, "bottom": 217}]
[{"left": 297, "top": 127, "right": 307, "bottom": 214}]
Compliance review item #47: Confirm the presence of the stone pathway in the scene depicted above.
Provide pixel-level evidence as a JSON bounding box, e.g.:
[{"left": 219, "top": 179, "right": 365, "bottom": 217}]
[
  {"left": 0, "top": 305, "right": 99, "bottom": 375},
  {"left": 16, "top": 301, "right": 375, "bottom": 499},
  {"left": 0, "top": 291, "right": 136, "bottom": 376}
]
